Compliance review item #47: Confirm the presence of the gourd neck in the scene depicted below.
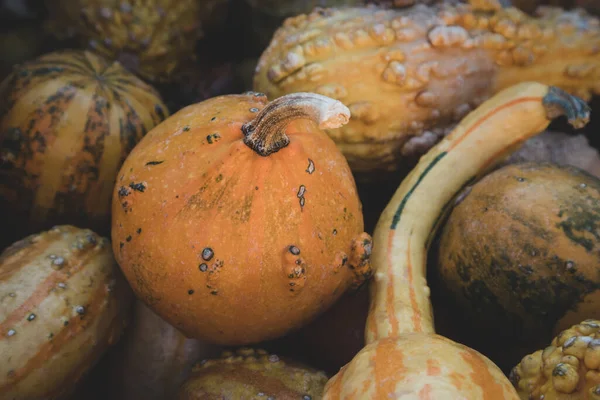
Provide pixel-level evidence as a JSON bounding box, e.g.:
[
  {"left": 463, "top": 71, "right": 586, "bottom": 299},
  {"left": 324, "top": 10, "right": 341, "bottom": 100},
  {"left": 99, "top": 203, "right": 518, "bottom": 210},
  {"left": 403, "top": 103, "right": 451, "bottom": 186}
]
[
  {"left": 364, "top": 83, "right": 590, "bottom": 345},
  {"left": 241, "top": 92, "right": 350, "bottom": 156}
]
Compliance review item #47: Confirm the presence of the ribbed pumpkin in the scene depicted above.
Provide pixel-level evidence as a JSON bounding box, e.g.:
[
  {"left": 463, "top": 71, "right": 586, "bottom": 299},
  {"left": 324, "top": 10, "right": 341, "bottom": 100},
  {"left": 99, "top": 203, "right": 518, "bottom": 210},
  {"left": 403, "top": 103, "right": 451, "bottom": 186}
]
[
  {"left": 111, "top": 91, "right": 372, "bottom": 345},
  {"left": 323, "top": 84, "right": 589, "bottom": 399},
  {"left": 435, "top": 162, "right": 600, "bottom": 370},
  {"left": 177, "top": 348, "right": 328, "bottom": 400},
  {"left": 44, "top": 0, "right": 227, "bottom": 81},
  {"left": 0, "top": 225, "right": 133, "bottom": 400},
  {"left": 0, "top": 50, "right": 168, "bottom": 246}
]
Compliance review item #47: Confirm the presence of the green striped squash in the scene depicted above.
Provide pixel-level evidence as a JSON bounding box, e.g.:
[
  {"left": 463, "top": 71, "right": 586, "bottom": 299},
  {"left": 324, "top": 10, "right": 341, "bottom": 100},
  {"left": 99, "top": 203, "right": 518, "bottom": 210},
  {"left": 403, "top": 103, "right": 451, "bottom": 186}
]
[
  {"left": 0, "top": 50, "right": 168, "bottom": 246},
  {"left": 0, "top": 225, "right": 133, "bottom": 400}
]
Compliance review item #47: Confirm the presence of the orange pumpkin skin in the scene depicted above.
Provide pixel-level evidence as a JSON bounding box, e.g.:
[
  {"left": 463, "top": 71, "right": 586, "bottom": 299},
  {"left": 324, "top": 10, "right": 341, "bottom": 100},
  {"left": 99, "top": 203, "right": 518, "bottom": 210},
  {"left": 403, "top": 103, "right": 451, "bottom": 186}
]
[
  {"left": 111, "top": 92, "right": 372, "bottom": 345},
  {"left": 324, "top": 334, "right": 519, "bottom": 399},
  {"left": 0, "top": 50, "right": 168, "bottom": 245}
]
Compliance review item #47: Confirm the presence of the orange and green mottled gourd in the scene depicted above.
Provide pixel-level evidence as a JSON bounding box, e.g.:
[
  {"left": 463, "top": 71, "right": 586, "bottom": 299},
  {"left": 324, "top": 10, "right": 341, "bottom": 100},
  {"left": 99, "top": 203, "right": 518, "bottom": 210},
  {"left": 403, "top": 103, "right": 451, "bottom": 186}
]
[
  {"left": 510, "top": 319, "right": 600, "bottom": 400},
  {"left": 44, "top": 0, "right": 226, "bottom": 81},
  {"left": 254, "top": 1, "right": 600, "bottom": 174},
  {"left": 323, "top": 82, "right": 590, "bottom": 399},
  {"left": 436, "top": 162, "right": 600, "bottom": 370},
  {"left": 111, "top": 91, "right": 373, "bottom": 345},
  {"left": 177, "top": 348, "right": 328, "bottom": 399},
  {"left": 0, "top": 50, "right": 168, "bottom": 245},
  {"left": 0, "top": 225, "right": 133, "bottom": 400}
]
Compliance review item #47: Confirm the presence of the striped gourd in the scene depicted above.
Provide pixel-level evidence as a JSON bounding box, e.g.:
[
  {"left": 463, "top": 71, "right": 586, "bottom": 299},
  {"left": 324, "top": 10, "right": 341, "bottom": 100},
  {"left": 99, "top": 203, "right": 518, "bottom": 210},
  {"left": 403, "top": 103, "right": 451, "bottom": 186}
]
[
  {"left": 322, "top": 84, "right": 590, "bottom": 399},
  {"left": 0, "top": 225, "right": 133, "bottom": 400},
  {"left": 0, "top": 50, "right": 168, "bottom": 246}
]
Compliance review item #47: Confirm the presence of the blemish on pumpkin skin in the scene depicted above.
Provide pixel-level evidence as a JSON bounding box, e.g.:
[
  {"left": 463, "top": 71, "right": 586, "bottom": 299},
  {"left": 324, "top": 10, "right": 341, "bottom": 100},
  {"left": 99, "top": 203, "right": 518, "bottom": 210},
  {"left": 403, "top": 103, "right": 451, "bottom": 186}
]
[
  {"left": 206, "top": 133, "right": 221, "bottom": 144},
  {"left": 201, "top": 248, "right": 214, "bottom": 261},
  {"left": 297, "top": 185, "right": 307, "bottom": 210},
  {"left": 129, "top": 182, "right": 146, "bottom": 192},
  {"left": 306, "top": 158, "right": 315, "bottom": 174},
  {"left": 145, "top": 160, "right": 164, "bottom": 166},
  {"left": 117, "top": 186, "right": 130, "bottom": 197},
  {"left": 283, "top": 247, "right": 306, "bottom": 293},
  {"left": 126, "top": 235, "right": 132, "bottom": 242},
  {"left": 188, "top": 289, "right": 194, "bottom": 295}
]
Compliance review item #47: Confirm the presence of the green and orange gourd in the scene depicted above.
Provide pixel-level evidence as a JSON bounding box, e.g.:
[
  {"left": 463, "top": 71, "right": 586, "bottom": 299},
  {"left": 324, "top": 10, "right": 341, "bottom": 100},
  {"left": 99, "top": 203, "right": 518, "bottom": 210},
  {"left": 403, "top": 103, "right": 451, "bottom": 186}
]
[
  {"left": 435, "top": 161, "right": 600, "bottom": 370},
  {"left": 111, "top": 91, "right": 372, "bottom": 345},
  {"left": 0, "top": 50, "right": 168, "bottom": 245},
  {"left": 322, "top": 82, "right": 590, "bottom": 398}
]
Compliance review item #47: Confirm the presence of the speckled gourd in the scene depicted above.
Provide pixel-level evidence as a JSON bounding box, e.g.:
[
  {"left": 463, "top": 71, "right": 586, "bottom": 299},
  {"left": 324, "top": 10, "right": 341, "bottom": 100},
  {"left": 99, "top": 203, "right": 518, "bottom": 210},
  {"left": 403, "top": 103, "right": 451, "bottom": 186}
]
[
  {"left": 0, "top": 225, "right": 133, "bottom": 400},
  {"left": 0, "top": 50, "right": 168, "bottom": 245},
  {"left": 111, "top": 92, "right": 372, "bottom": 345},
  {"left": 510, "top": 319, "right": 600, "bottom": 400},
  {"left": 44, "top": 0, "right": 227, "bottom": 81},
  {"left": 177, "top": 348, "right": 328, "bottom": 400},
  {"left": 254, "top": 1, "right": 600, "bottom": 174}
]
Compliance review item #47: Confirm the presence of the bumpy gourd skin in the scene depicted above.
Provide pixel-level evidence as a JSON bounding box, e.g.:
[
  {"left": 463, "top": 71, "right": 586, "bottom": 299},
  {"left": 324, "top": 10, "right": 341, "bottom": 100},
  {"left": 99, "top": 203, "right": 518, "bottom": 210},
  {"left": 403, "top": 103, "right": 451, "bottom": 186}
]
[
  {"left": 254, "top": 1, "right": 600, "bottom": 174},
  {"left": 177, "top": 348, "right": 328, "bottom": 399},
  {"left": 44, "top": 0, "right": 224, "bottom": 81},
  {"left": 510, "top": 319, "right": 600, "bottom": 400}
]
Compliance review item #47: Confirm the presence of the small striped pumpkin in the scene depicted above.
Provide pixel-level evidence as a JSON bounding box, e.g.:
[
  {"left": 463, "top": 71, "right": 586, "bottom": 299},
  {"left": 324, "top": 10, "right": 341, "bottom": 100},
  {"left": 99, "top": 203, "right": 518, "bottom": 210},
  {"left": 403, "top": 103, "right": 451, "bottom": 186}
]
[
  {"left": 0, "top": 50, "right": 168, "bottom": 246},
  {"left": 0, "top": 225, "right": 133, "bottom": 400}
]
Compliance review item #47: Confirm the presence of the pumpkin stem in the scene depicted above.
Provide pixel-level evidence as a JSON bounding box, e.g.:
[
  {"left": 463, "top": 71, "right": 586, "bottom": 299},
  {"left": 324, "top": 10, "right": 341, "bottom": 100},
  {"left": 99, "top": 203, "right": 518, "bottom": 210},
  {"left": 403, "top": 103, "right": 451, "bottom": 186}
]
[{"left": 241, "top": 92, "right": 350, "bottom": 156}]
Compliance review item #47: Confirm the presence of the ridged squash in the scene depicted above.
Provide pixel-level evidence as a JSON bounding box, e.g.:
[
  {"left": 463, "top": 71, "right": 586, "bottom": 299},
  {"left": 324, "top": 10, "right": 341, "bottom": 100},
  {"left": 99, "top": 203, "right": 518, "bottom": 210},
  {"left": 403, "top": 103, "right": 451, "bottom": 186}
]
[{"left": 0, "top": 50, "right": 168, "bottom": 245}]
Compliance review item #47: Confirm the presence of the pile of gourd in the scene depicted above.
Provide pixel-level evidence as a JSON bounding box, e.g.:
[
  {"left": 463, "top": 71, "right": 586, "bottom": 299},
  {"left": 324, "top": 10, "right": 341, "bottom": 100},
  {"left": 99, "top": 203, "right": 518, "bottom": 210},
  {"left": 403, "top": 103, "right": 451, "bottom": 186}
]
[{"left": 1, "top": 0, "right": 600, "bottom": 399}]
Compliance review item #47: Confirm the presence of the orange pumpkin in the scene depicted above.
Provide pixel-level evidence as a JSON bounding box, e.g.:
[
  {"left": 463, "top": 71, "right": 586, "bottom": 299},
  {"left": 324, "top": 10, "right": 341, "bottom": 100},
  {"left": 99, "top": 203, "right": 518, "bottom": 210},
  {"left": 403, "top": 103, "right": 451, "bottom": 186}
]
[
  {"left": 323, "top": 84, "right": 590, "bottom": 399},
  {"left": 112, "top": 92, "right": 372, "bottom": 345}
]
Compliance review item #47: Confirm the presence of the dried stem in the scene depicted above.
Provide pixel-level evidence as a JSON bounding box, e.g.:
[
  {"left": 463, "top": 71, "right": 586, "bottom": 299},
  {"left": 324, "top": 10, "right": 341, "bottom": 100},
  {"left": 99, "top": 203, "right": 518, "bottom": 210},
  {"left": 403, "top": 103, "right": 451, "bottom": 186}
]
[{"left": 241, "top": 92, "right": 350, "bottom": 156}]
